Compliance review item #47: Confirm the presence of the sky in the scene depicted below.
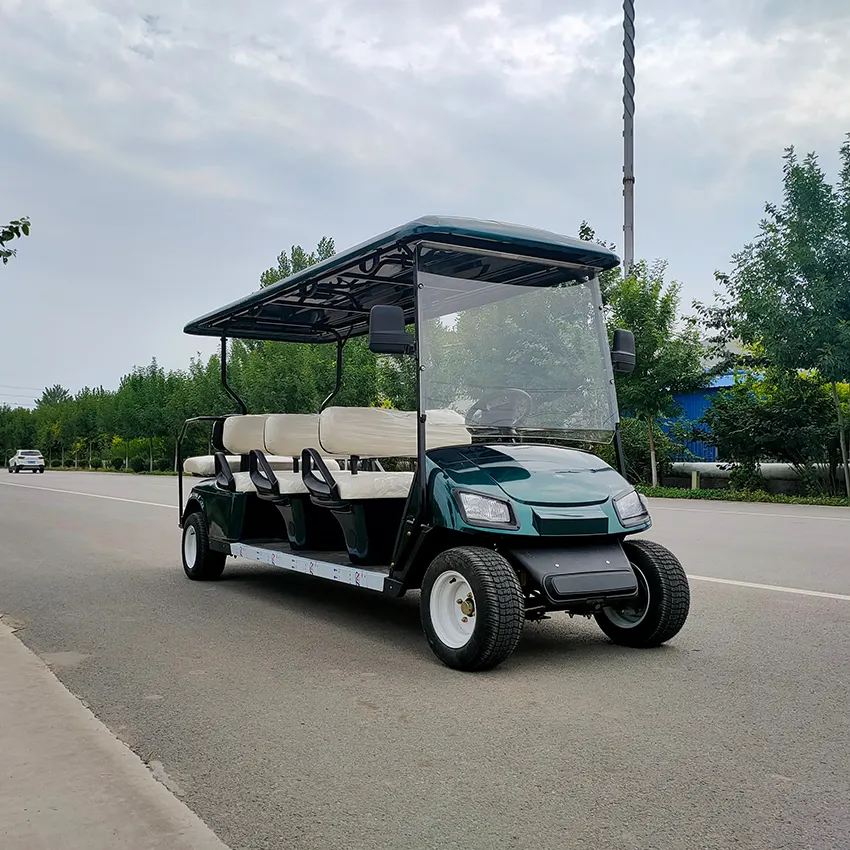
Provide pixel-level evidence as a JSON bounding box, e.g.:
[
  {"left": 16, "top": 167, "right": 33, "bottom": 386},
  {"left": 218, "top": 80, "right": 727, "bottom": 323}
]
[{"left": 1, "top": 0, "right": 849, "bottom": 407}]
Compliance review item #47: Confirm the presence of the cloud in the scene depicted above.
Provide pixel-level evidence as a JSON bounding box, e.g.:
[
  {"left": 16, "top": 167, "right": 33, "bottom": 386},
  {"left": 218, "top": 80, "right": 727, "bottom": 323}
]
[{"left": 1, "top": 0, "right": 849, "bottom": 391}]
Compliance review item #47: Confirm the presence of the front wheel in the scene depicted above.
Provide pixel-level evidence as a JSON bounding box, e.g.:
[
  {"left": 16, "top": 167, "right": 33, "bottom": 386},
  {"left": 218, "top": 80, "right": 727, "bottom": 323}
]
[
  {"left": 595, "top": 539, "right": 690, "bottom": 648},
  {"left": 182, "top": 512, "right": 226, "bottom": 580},
  {"left": 420, "top": 547, "right": 524, "bottom": 671}
]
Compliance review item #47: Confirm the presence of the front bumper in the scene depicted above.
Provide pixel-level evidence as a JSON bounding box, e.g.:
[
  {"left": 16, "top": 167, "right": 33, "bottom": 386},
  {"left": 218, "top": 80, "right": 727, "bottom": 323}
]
[{"left": 508, "top": 540, "right": 639, "bottom": 608}]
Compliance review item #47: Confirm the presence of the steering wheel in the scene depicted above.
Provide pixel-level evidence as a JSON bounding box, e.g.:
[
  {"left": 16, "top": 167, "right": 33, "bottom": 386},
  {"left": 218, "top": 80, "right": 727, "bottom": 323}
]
[{"left": 465, "top": 389, "right": 533, "bottom": 429}]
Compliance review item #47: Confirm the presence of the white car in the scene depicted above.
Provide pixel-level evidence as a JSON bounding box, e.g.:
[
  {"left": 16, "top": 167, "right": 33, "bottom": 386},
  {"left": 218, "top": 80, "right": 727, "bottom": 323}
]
[{"left": 8, "top": 449, "right": 45, "bottom": 473}]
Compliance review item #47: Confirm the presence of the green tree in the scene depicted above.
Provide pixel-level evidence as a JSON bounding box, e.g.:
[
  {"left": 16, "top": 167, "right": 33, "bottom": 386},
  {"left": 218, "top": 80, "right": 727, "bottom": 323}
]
[
  {"left": 701, "top": 370, "right": 841, "bottom": 494},
  {"left": 259, "top": 237, "right": 336, "bottom": 288},
  {"left": 37, "top": 385, "right": 71, "bottom": 407},
  {"left": 609, "top": 261, "right": 707, "bottom": 486},
  {"left": 700, "top": 139, "right": 850, "bottom": 495},
  {"left": 1, "top": 217, "right": 31, "bottom": 265},
  {"left": 578, "top": 221, "right": 621, "bottom": 305}
]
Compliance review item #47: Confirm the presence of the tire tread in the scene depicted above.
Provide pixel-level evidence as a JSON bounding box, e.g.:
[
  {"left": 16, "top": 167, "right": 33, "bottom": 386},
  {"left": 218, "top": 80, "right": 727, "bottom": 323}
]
[{"left": 596, "top": 538, "right": 689, "bottom": 647}]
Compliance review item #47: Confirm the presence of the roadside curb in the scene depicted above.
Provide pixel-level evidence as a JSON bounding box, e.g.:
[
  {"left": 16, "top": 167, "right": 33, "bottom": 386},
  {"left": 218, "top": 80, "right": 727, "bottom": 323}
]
[{"left": 0, "top": 618, "right": 231, "bottom": 850}]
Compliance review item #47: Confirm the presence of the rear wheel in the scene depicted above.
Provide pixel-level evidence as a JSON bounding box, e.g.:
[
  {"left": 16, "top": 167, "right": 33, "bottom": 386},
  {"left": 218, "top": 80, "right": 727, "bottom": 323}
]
[
  {"left": 182, "top": 511, "right": 226, "bottom": 581},
  {"left": 595, "top": 539, "right": 689, "bottom": 647},
  {"left": 420, "top": 547, "right": 524, "bottom": 671}
]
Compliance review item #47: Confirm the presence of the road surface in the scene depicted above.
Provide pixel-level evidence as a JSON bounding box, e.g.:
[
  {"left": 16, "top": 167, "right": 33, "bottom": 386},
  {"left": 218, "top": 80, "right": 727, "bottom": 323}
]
[{"left": 1, "top": 472, "right": 848, "bottom": 850}]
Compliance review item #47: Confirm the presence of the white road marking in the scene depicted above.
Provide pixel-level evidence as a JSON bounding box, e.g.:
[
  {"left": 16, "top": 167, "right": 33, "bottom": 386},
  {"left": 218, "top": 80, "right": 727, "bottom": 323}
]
[
  {"left": 688, "top": 574, "right": 850, "bottom": 601},
  {"left": 650, "top": 503, "right": 850, "bottom": 522},
  {"left": 0, "top": 480, "right": 173, "bottom": 509},
  {"left": 3, "top": 481, "right": 849, "bottom": 600}
]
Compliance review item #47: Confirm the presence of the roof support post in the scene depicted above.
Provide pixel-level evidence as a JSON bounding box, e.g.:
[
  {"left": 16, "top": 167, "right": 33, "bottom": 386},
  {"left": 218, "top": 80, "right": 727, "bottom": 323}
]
[{"left": 220, "top": 336, "right": 248, "bottom": 414}]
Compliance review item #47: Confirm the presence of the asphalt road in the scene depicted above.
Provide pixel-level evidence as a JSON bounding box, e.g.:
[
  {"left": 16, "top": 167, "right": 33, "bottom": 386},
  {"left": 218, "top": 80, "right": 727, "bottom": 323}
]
[{"left": 1, "top": 471, "right": 848, "bottom": 850}]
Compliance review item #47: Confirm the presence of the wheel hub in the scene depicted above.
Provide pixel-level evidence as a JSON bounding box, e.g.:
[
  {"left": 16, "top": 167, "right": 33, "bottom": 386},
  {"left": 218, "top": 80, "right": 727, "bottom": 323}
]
[{"left": 430, "top": 571, "right": 477, "bottom": 649}]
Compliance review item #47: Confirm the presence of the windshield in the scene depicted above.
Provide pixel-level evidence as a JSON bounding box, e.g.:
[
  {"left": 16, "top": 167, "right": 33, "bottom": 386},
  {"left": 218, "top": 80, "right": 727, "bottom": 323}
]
[
  {"left": 20, "top": 451, "right": 41, "bottom": 456},
  {"left": 417, "top": 270, "right": 618, "bottom": 442}
]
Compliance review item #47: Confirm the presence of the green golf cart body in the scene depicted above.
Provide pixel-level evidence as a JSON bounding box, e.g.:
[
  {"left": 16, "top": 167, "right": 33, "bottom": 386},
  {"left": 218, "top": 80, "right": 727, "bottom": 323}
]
[{"left": 176, "top": 216, "right": 690, "bottom": 671}]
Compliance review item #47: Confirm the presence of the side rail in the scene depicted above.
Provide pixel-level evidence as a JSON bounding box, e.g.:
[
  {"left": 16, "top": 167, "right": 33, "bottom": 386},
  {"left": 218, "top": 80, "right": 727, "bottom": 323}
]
[{"left": 175, "top": 414, "right": 234, "bottom": 527}]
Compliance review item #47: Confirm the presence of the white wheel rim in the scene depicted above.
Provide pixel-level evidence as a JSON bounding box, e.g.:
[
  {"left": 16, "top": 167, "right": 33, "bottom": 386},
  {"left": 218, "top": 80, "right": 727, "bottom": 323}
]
[
  {"left": 183, "top": 525, "right": 198, "bottom": 567},
  {"left": 602, "top": 563, "right": 650, "bottom": 628},
  {"left": 429, "top": 570, "right": 477, "bottom": 649}
]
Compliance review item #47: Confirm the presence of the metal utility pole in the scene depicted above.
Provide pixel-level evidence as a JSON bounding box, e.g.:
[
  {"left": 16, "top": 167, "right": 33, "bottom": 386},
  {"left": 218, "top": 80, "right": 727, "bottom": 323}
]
[{"left": 622, "top": 0, "right": 635, "bottom": 275}]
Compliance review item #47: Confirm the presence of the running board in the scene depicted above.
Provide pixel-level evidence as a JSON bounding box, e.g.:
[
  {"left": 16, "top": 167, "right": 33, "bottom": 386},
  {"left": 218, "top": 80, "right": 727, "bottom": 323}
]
[{"left": 229, "top": 542, "right": 388, "bottom": 592}]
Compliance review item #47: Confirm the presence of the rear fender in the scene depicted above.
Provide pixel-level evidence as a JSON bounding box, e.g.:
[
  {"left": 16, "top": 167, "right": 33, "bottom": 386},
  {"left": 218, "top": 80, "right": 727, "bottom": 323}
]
[
  {"left": 182, "top": 485, "right": 245, "bottom": 547},
  {"left": 506, "top": 540, "right": 639, "bottom": 608}
]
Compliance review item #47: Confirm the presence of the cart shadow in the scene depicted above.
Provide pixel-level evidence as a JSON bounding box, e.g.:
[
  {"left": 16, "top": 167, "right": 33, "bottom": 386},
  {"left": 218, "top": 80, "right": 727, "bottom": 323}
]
[
  {"left": 217, "top": 564, "right": 683, "bottom": 671},
  {"left": 219, "top": 564, "right": 422, "bottom": 636}
]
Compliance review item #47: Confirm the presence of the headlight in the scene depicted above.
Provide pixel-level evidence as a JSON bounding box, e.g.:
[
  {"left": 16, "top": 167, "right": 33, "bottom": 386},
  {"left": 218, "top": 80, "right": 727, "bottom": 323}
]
[
  {"left": 613, "top": 489, "right": 649, "bottom": 527},
  {"left": 456, "top": 491, "right": 515, "bottom": 527}
]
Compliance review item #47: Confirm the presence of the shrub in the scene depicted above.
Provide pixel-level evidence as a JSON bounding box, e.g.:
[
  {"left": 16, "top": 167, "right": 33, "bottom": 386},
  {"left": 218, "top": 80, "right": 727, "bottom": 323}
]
[
  {"left": 128, "top": 456, "right": 146, "bottom": 473},
  {"left": 155, "top": 457, "right": 172, "bottom": 472},
  {"left": 51, "top": 459, "right": 61, "bottom": 468},
  {"left": 90, "top": 457, "right": 102, "bottom": 470},
  {"left": 111, "top": 457, "right": 124, "bottom": 471}
]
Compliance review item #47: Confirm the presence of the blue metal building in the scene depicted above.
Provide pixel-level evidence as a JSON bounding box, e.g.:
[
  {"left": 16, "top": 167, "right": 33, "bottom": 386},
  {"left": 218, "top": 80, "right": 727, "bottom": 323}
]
[{"left": 662, "top": 373, "right": 735, "bottom": 461}]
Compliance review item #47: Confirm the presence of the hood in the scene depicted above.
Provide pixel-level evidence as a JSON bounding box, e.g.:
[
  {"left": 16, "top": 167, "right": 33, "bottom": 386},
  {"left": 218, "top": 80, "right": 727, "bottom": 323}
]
[{"left": 431, "top": 443, "right": 629, "bottom": 507}]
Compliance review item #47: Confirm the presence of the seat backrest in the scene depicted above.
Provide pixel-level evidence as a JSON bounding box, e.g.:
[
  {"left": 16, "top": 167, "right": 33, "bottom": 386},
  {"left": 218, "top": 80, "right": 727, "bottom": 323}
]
[
  {"left": 319, "top": 407, "right": 471, "bottom": 458},
  {"left": 263, "top": 414, "right": 329, "bottom": 458},
  {"left": 222, "top": 415, "right": 269, "bottom": 454}
]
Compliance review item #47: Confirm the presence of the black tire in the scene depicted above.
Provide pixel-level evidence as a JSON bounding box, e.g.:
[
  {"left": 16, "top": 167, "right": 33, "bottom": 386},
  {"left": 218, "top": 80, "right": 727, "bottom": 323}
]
[
  {"left": 420, "top": 547, "right": 524, "bottom": 671},
  {"left": 182, "top": 511, "right": 226, "bottom": 581},
  {"left": 595, "top": 539, "right": 690, "bottom": 648}
]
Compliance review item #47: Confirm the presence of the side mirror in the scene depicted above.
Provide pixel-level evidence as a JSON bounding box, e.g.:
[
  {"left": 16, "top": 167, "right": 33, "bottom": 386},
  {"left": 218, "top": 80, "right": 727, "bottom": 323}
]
[
  {"left": 611, "top": 328, "right": 636, "bottom": 373},
  {"left": 368, "top": 305, "right": 414, "bottom": 354}
]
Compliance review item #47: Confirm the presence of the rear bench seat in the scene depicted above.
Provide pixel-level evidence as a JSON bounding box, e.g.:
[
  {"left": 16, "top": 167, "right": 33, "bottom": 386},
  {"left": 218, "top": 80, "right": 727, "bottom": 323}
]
[
  {"left": 182, "top": 414, "right": 297, "bottom": 477},
  {"left": 307, "top": 406, "right": 471, "bottom": 564}
]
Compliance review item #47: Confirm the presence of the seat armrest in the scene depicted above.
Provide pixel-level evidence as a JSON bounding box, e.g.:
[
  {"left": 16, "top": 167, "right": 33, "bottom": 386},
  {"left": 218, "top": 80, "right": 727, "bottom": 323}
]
[
  {"left": 214, "top": 452, "right": 235, "bottom": 492},
  {"left": 301, "top": 448, "right": 340, "bottom": 501},
  {"left": 249, "top": 449, "right": 281, "bottom": 500}
]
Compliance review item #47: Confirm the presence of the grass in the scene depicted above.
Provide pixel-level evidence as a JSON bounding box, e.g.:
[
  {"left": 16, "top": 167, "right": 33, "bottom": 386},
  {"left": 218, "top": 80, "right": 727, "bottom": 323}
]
[
  {"left": 46, "top": 466, "right": 178, "bottom": 476},
  {"left": 638, "top": 485, "right": 850, "bottom": 508}
]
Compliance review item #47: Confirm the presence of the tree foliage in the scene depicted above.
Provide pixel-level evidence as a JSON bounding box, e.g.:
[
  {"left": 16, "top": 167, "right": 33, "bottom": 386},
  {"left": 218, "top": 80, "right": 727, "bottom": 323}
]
[
  {"left": 700, "top": 371, "right": 842, "bottom": 493},
  {"left": 608, "top": 261, "right": 707, "bottom": 485},
  {"left": 696, "top": 136, "right": 850, "bottom": 494},
  {"left": 1, "top": 217, "right": 31, "bottom": 265}
]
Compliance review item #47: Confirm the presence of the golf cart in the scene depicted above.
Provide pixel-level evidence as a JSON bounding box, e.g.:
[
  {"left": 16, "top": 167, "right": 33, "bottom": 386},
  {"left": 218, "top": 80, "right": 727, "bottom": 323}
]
[{"left": 177, "top": 216, "right": 689, "bottom": 671}]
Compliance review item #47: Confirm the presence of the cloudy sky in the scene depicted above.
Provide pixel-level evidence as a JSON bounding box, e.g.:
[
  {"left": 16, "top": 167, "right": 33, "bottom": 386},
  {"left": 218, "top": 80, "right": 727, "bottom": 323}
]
[{"left": 1, "top": 0, "right": 848, "bottom": 406}]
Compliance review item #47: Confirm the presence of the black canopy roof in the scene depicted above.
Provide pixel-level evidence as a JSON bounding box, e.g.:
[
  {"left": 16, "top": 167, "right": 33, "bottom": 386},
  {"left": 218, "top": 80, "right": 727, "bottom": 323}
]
[{"left": 183, "top": 216, "right": 621, "bottom": 344}]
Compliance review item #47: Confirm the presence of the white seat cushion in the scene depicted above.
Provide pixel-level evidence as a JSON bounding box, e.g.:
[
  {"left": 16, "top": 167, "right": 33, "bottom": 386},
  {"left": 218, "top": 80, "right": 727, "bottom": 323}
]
[
  {"left": 183, "top": 455, "right": 296, "bottom": 477},
  {"left": 231, "top": 471, "right": 309, "bottom": 495},
  {"left": 222, "top": 414, "right": 269, "bottom": 454},
  {"left": 229, "top": 459, "right": 343, "bottom": 494},
  {"left": 227, "top": 466, "right": 408, "bottom": 498},
  {"left": 319, "top": 407, "right": 470, "bottom": 458},
  {"left": 334, "top": 472, "right": 414, "bottom": 500},
  {"left": 264, "top": 414, "right": 329, "bottom": 457},
  {"left": 183, "top": 455, "right": 221, "bottom": 477}
]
